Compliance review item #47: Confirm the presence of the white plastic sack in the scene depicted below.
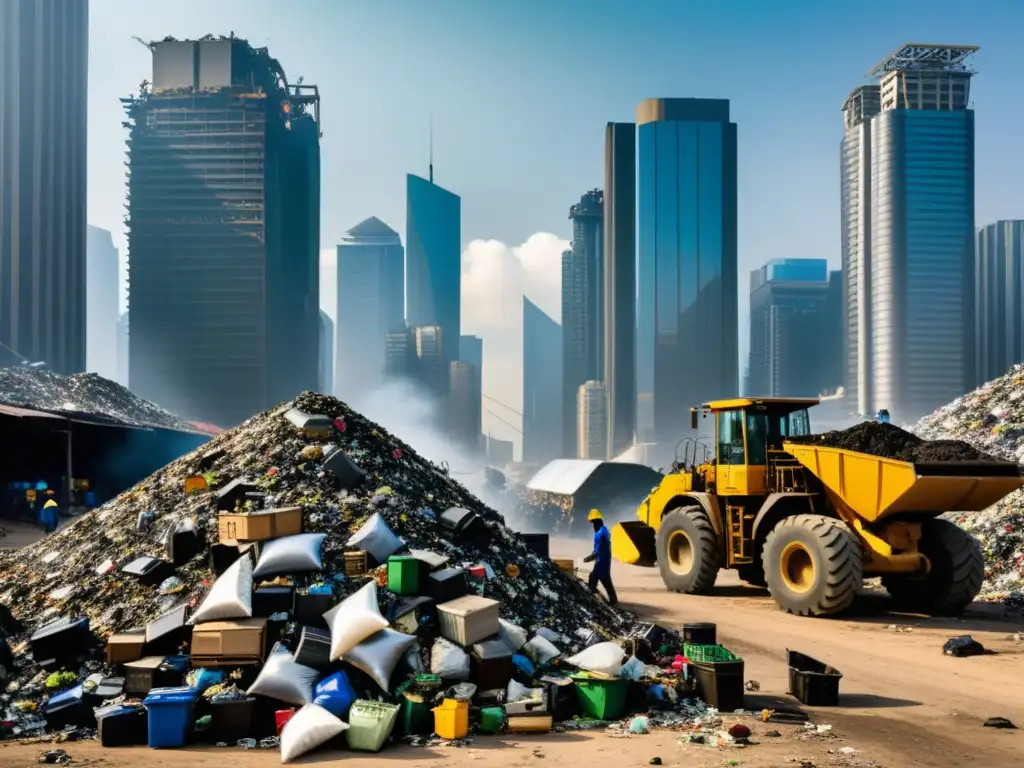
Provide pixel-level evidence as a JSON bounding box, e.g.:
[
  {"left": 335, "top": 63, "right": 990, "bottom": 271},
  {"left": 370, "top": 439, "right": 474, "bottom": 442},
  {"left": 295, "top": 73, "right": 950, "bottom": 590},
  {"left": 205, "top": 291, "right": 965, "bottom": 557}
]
[
  {"left": 507, "top": 679, "right": 530, "bottom": 703},
  {"left": 347, "top": 513, "right": 402, "bottom": 563},
  {"left": 280, "top": 703, "right": 349, "bottom": 763},
  {"left": 247, "top": 643, "right": 320, "bottom": 706},
  {"left": 567, "top": 641, "right": 626, "bottom": 677},
  {"left": 523, "top": 635, "right": 561, "bottom": 665},
  {"left": 253, "top": 533, "right": 327, "bottom": 579},
  {"left": 344, "top": 629, "right": 417, "bottom": 691},
  {"left": 430, "top": 637, "right": 470, "bottom": 681},
  {"left": 535, "top": 627, "right": 565, "bottom": 645},
  {"left": 499, "top": 619, "right": 528, "bottom": 652},
  {"left": 326, "top": 581, "right": 388, "bottom": 661},
  {"left": 187, "top": 553, "right": 253, "bottom": 625},
  {"left": 403, "top": 644, "right": 425, "bottom": 674}
]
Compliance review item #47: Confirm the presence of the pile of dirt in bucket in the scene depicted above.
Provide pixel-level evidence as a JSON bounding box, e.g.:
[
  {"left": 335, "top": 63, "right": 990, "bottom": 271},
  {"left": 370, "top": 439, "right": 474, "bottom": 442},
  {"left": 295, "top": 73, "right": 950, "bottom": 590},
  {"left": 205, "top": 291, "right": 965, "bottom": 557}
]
[{"left": 786, "top": 421, "right": 1007, "bottom": 463}]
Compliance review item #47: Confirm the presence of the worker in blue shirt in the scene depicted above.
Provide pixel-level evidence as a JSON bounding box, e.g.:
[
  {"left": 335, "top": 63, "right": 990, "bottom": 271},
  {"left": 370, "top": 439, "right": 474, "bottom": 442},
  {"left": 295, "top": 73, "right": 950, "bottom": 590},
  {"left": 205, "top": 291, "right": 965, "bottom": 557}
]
[
  {"left": 583, "top": 509, "right": 618, "bottom": 606},
  {"left": 39, "top": 499, "right": 59, "bottom": 534}
]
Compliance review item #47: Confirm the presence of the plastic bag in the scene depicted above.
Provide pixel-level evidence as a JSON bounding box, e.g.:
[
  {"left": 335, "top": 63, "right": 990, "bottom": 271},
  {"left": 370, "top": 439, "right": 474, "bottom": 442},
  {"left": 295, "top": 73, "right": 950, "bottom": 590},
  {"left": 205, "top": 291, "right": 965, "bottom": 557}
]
[
  {"left": 312, "top": 671, "right": 358, "bottom": 720},
  {"left": 535, "top": 627, "right": 564, "bottom": 645},
  {"left": 499, "top": 619, "right": 528, "bottom": 652},
  {"left": 507, "top": 679, "right": 530, "bottom": 703},
  {"left": 620, "top": 656, "right": 645, "bottom": 681},
  {"left": 523, "top": 635, "right": 561, "bottom": 665},
  {"left": 344, "top": 629, "right": 417, "bottom": 691},
  {"left": 567, "top": 641, "right": 626, "bottom": 677},
  {"left": 247, "top": 643, "right": 320, "bottom": 706},
  {"left": 188, "top": 554, "right": 253, "bottom": 625},
  {"left": 347, "top": 513, "right": 402, "bottom": 563},
  {"left": 430, "top": 638, "right": 470, "bottom": 680},
  {"left": 403, "top": 644, "right": 425, "bottom": 675},
  {"left": 280, "top": 703, "right": 349, "bottom": 763},
  {"left": 253, "top": 533, "right": 327, "bottom": 579},
  {"left": 326, "top": 581, "right": 388, "bottom": 661}
]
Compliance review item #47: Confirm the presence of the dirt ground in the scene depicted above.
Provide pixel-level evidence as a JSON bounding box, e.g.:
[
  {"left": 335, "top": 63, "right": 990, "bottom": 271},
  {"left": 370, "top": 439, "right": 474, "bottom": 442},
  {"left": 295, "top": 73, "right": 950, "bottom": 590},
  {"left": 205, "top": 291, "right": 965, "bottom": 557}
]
[{"left": 2, "top": 537, "right": 1023, "bottom": 767}]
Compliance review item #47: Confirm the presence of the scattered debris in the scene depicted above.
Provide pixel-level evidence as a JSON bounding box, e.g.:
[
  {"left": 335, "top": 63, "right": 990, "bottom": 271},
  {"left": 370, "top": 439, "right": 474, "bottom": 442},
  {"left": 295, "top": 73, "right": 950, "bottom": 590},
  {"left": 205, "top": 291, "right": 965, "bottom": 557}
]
[
  {"left": 887, "top": 624, "right": 914, "bottom": 633},
  {"left": 943, "top": 635, "right": 986, "bottom": 657},
  {"left": 983, "top": 717, "right": 1016, "bottom": 729},
  {"left": 744, "top": 680, "right": 760, "bottom": 691}
]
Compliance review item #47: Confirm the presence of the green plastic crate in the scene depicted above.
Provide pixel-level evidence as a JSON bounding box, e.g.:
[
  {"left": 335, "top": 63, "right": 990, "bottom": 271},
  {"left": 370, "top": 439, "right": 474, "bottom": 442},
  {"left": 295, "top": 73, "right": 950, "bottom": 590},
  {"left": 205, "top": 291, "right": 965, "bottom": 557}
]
[
  {"left": 684, "top": 644, "right": 739, "bottom": 663},
  {"left": 387, "top": 556, "right": 421, "bottom": 595},
  {"left": 569, "top": 673, "right": 628, "bottom": 720},
  {"left": 346, "top": 700, "right": 400, "bottom": 752}
]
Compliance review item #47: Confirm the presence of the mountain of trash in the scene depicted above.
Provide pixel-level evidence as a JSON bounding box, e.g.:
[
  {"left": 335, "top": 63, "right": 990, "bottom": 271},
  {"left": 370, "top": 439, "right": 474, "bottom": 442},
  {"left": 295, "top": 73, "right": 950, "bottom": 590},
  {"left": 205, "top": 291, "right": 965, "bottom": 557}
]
[
  {"left": 0, "top": 367, "right": 196, "bottom": 432},
  {"left": 912, "top": 363, "right": 1024, "bottom": 612}
]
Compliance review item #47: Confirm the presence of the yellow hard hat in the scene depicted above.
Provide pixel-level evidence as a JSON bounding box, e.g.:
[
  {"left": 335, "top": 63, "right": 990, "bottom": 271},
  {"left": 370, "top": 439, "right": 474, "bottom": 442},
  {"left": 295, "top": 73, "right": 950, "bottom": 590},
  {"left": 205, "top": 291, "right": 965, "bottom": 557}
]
[
  {"left": 587, "top": 509, "right": 602, "bottom": 522},
  {"left": 43, "top": 499, "right": 58, "bottom": 509}
]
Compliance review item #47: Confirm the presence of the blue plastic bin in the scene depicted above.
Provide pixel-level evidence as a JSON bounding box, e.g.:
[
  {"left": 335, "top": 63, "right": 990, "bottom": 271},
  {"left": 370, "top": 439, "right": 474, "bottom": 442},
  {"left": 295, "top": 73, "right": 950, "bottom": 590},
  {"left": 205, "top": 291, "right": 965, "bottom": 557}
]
[
  {"left": 143, "top": 686, "right": 200, "bottom": 748},
  {"left": 313, "top": 670, "right": 358, "bottom": 720}
]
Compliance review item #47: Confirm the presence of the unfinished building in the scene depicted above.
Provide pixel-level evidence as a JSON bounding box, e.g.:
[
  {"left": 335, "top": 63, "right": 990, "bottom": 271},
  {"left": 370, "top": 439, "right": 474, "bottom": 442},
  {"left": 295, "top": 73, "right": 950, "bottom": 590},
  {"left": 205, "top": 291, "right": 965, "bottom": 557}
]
[{"left": 123, "top": 36, "right": 321, "bottom": 427}]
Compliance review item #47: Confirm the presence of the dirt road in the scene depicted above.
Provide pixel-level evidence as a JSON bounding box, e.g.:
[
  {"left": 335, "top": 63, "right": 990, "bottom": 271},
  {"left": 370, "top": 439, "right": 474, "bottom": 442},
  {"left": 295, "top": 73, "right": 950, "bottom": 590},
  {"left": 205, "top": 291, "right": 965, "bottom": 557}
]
[{"left": 2, "top": 537, "right": 1023, "bottom": 767}]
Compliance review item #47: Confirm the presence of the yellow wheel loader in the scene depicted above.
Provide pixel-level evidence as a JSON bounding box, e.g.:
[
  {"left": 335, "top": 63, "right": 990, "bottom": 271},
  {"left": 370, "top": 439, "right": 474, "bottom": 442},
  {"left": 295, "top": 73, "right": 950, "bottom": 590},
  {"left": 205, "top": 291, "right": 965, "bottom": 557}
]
[{"left": 611, "top": 398, "right": 1024, "bottom": 617}]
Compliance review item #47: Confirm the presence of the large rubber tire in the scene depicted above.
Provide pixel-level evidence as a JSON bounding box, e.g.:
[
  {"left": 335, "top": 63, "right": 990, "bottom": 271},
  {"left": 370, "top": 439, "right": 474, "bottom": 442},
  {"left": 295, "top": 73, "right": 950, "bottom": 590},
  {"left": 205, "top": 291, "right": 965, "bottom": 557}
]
[
  {"left": 881, "top": 518, "right": 984, "bottom": 616},
  {"left": 763, "top": 514, "right": 863, "bottom": 617},
  {"left": 656, "top": 506, "right": 721, "bottom": 594}
]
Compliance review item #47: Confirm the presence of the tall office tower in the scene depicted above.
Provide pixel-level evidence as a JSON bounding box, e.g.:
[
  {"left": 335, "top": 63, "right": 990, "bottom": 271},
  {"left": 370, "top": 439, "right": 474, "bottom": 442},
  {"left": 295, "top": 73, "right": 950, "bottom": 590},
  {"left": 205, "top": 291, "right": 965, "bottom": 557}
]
[
  {"left": 577, "top": 380, "right": 608, "bottom": 459},
  {"left": 384, "top": 329, "right": 413, "bottom": 380},
  {"left": 335, "top": 217, "right": 404, "bottom": 400},
  {"left": 411, "top": 325, "right": 447, "bottom": 398},
  {"left": 636, "top": 98, "right": 738, "bottom": 452},
  {"left": 824, "top": 270, "right": 844, "bottom": 393},
  {"left": 116, "top": 313, "right": 129, "bottom": 387},
  {"left": 406, "top": 173, "right": 461, "bottom": 372},
  {"left": 747, "top": 259, "right": 833, "bottom": 397},
  {"left": 839, "top": 85, "right": 881, "bottom": 414},
  {"left": 843, "top": 44, "right": 978, "bottom": 421},
  {"left": 975, "top": 221, "right": 1024, "bottom": 384},
  {"left": 86, "top": 226, "right": 120, "bottom": 379},
  {"left": 603, "top": 123, "right": 637, "bottom": 457},
  {"left": 524, "top": 297, "right": 563, "bottom": 463},
  {"left": 0, "top": 0, "right": 88, "bottom": 374},
  {"left": 125, "top": 37, "right": 321, "bottom": 427},
  {"left": 459, "top": 334, "right": 484, "bottom": 443},
  {"left": 449, "top": 360, "right": 482, "bottom": 450},
  {"left": 561, "top": 189, "right": 604, "bottom": 457},
  {"left": 318, "top": 310, "right": 334, "bottom": 395}
]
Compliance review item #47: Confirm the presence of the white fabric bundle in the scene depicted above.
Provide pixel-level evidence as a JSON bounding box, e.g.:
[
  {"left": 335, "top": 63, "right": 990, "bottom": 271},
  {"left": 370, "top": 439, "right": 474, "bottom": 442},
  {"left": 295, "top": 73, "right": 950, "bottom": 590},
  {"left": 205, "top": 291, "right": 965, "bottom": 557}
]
[
  {"left": 566, "top": 641, "right": 626, "bottom": 677},
  {"left": 280, "top": 703, "right": 348, "bottom": 763},
  {"left": 247, "top": 644, "right": 320, "bottom": 706},
  {"left": 326, "top": 580, "right": 388, "bottom": 661},
  {"left": 188, "top": 554, "right": 253, "bottom": 625}
]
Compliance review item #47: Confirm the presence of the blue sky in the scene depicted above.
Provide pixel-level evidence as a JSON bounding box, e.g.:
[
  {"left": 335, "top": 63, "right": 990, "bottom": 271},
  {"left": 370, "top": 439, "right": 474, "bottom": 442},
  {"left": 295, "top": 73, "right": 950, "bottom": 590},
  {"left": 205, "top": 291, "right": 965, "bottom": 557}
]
[{"left": 89, "top": 0, "right": 1024, "bottom": 379}]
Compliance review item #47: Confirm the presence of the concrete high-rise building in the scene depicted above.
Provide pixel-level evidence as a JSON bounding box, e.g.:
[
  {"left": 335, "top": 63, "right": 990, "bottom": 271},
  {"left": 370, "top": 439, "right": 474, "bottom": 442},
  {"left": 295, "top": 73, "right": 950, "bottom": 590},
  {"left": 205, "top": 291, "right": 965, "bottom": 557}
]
[
  {"left": 117, "top": 313, "right": 129, "bottom": 387},
  {"left": 975, "top": 221, "right": 1024, "bottom": 384},
  {"left": 561, "top": 189, "right": 604, "bottom": 458},
  {"left": 318, "top": 310, "right": 334, "bottom": 395},
  {"left": 384, "top": 329, "right": 413, "bottom": 380},
  {"left": 86, "top": 226, "right": 120, "bottom": 380},
  {"left": 842, "top": 44, "right": 978, "bottom": 421},
  {"left": 0, "top": 0, "right": 88, "bottom": 374},
  {"left": 636, "top": 98, "right": 738, "bottom": 451},
  {"left": 459, "top": 335, "right": 484, "bottom": 443},
  {"left": 603, "top": 123, "right": 637, "bottom": 458},
  {"left": 406, "top": 173, "right": 461, "bottom": 370},
  {"left": 449, "top": 360, "right": 482, "bottom": 450},
  {"left": 747, "top": 259, "right": 833, "bottom": 398},
  {"left": 524, "top": 298, "right": 563, "bottom": 464},
  {"left": 125, "top": 37, "right": 321, "bottom": 427},
  {"left": 411, "top": 325, "right": 447, "bottom": 398},
  {"left": 577, "top": 381, "right": 607, "bottom": 459},
  {"left": 335, "top": 217, "right": 404, "bottom": 400}
]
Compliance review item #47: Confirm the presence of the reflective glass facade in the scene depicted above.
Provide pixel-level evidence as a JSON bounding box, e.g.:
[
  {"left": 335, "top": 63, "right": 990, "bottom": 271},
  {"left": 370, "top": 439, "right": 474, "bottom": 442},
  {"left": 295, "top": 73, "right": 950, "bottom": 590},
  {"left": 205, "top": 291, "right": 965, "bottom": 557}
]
[
  {"left": 406, "top": 174, "right": 461, "bottom": 367},
  {"left": 975, "top": 221, "right": 1024, "bottom": 383},
  {"left": 636, "top": 101, "right": 738, "bottom": 448},
  {"left": 870, "top": 110, "right": 974, "bottom": 419},
  {"left": 523, "top": 297, "right": 563, "bottom": 463}
]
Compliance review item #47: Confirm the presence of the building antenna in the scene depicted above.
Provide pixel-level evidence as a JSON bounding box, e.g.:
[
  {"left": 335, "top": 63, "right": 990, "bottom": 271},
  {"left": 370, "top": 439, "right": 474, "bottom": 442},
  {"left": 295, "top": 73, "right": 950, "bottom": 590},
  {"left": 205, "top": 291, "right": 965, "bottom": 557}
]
[{"left": 429, "top": 111, "right": 434, "bottom": 184}]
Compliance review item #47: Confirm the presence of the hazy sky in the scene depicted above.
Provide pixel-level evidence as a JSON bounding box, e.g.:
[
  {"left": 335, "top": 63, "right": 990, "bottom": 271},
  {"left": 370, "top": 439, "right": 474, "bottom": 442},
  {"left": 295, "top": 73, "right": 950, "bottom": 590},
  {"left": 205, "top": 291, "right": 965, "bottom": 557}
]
[{"left": 88, "top": 0, "right": 1024, "bottom": 447}]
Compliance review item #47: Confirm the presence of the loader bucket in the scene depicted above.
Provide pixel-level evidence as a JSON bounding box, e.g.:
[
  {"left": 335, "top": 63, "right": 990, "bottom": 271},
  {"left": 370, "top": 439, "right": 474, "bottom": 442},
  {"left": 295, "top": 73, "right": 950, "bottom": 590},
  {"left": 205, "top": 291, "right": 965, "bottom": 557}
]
[
  {"left": 783, "top": 442, "right": 1024, "bottom": 523},
  {"left": 611, "top": 521, "right": 657, "bottom": 567}
]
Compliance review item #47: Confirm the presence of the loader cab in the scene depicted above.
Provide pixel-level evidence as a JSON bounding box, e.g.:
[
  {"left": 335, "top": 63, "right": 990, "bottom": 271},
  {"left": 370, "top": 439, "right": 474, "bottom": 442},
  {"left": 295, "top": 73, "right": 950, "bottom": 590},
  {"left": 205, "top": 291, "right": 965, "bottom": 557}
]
[{"left": 690, "top": 398, "right": 818, "bottom": 496}]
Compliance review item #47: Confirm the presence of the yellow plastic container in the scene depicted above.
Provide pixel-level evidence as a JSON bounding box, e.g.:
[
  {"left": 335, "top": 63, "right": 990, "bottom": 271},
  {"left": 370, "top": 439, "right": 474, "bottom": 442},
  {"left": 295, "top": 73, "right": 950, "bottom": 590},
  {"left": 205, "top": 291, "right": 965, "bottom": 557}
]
[{"left": 432, "top": 698, "right": 469, "bottom": 740}]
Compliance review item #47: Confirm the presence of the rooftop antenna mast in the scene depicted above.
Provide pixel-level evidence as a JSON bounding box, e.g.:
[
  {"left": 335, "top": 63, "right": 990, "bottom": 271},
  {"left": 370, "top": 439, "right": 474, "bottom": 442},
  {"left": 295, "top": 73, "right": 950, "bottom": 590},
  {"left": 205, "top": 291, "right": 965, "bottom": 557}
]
[{"left": 429, "top": 112, "right": 434, "bottom": 184}]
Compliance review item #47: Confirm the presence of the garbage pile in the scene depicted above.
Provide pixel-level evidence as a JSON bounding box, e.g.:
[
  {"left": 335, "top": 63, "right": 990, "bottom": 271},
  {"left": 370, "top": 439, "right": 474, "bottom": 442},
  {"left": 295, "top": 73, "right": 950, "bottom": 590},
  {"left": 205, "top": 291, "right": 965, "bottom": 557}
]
[
  {"left": 0, "top": 391, "right": 720, "bottom": 756},
  {"left": 912, "top": 364, "right": 1024, "bottom": 611},
  {"left": 786, "top": 421, "right": 1005, "bottom": 463},
  {"left": 0, "top": 367, "right": 195, "bottom": 432}
]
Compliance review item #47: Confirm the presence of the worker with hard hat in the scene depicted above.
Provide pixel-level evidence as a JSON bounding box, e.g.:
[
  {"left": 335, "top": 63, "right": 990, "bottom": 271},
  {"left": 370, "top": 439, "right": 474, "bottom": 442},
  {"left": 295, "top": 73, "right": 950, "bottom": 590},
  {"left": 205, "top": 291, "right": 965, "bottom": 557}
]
[
  {"left": 39, "top": 498, "right": 59, "bottom": 535},
  {"left": 583, "top": 509, "right": 618, "bottom": 606}
]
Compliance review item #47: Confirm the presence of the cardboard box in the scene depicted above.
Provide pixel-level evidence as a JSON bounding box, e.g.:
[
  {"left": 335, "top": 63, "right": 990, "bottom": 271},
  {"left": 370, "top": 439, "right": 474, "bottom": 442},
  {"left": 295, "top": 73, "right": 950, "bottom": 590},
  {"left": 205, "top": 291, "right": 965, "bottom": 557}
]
[
  {"left": 106, "top": 632, "right": 146, "bottom": 665},
  {"left": 217, "top": 506, "right": 302, "bottom": 543},
  {"left": 190, "top": 617, "right": 268, "bottom": 665}
]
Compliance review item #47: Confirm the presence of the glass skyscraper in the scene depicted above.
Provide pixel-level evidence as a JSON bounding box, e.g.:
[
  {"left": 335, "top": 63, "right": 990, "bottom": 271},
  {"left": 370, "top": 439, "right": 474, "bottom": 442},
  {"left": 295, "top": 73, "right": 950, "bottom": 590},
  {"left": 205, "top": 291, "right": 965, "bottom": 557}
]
[
  {"left": 635, "top": 98, "right": 738, "bottom": 449},
  {"left": 523, "top": 297, "right": 563, "bottom": 463},
  {"left": 975, "top": 221, "right": 1024, "bottom": 384},
  {"left": 842, "top": 44, "right": 978, "bottom": 421},
  {"left": 406, "top": 173, "right": 461, "bottom": 369}
]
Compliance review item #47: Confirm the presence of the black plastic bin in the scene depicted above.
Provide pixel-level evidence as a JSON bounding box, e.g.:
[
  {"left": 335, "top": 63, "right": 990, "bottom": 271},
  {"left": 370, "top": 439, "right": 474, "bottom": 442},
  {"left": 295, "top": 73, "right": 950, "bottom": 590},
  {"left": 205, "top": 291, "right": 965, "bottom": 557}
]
[
  {"left": 521, "top": 534, "right": 550, "bottom": 559},
  {"left": 683, "top": 622, "right": 717, "bottom": 646},
  {"left": 211, "top": 697, "right": 256, "bottom": 744},
  {"left": 693, "top": 659, "right": 744, "bottom": 712},
  {"left": 787, "top": 650, "right": 842, "bottom": 706},
  {"left": 97, "top": 706, "right": 149, "bottom": 747},
  {"left": 427, "top": 567, "right": 470, "bottom": 603},
  {"left": 294, "top": 593, "right": 335, "bottom": 629}
]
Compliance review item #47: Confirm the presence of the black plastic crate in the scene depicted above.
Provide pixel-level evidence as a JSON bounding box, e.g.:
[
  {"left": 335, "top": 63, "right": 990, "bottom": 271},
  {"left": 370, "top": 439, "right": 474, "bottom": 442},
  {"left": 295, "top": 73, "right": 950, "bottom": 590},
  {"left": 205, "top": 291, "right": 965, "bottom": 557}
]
[
  {"left": 787, "top": 650, "right": 842, "bottom": 706},
  {"left": 693, "top": 658, "right": 744, "bottom": 712},
  {"left": 427, "top": 567, "right": 469, "bottom": 603}
]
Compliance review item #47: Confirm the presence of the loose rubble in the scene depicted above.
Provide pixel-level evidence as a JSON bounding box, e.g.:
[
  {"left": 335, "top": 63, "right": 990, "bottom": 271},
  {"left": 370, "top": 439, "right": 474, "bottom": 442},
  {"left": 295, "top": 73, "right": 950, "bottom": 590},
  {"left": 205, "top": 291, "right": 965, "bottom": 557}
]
[
  {"left": 787, "top": 421, "right": 1004, "bottom": 464},
  {"left": 912, "top": 364, "right": 1024, "bottom": 611}
]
